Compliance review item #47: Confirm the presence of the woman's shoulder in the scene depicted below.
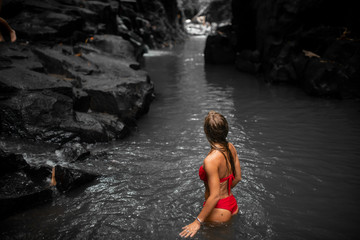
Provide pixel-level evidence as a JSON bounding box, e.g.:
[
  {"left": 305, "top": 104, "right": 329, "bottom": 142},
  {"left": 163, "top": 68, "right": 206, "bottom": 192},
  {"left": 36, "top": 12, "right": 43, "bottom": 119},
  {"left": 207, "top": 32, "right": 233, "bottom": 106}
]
[
  {"left": 228, "top": 142, "right": 237, "bottom": 152},
  {"left": 204, "top": 150, "right": 222, "bottom": 165}
]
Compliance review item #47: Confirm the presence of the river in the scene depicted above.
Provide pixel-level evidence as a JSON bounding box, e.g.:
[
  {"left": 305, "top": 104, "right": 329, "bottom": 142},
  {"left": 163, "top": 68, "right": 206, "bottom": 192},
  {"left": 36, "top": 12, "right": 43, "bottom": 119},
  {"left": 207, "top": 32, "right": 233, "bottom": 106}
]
[{"left": 1, "top": 36, "right": 360, "bottom": 240}]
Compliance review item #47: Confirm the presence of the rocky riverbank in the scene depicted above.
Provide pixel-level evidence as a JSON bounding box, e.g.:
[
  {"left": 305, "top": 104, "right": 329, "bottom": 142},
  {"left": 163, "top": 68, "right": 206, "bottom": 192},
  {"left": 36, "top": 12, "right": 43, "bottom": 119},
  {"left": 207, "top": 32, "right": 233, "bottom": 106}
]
[{"left": 0, "top": 0, "right": 185, "bottom": 219}]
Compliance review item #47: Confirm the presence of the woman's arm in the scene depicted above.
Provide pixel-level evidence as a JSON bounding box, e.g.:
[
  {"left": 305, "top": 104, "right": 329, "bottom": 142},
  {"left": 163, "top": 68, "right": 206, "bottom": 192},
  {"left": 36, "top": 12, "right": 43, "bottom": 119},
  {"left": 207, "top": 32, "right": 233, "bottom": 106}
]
[
  {"left": 179, "top": 156, "right": 220, "bottom": 238},
  {"left": 230, "top": 143, "right": 241, "bottom": 188},
  {"left": 196, "top": 157, "right": 220, "bottom": 221}
]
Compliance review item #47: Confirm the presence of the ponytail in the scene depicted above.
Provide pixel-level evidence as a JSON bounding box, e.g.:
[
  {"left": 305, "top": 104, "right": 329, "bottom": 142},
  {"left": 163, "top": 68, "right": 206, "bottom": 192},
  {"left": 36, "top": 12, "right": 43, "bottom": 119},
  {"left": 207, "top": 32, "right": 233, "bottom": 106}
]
[{"left": 210, "top": 141, "right": 236, "bottom": 176}]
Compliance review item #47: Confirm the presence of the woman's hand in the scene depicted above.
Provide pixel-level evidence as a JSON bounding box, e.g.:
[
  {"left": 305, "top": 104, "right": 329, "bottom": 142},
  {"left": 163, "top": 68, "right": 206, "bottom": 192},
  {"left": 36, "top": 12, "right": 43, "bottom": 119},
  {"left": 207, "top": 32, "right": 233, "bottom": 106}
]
[{"left": 179, "top": 220, "right": 201, "bottom": 238}]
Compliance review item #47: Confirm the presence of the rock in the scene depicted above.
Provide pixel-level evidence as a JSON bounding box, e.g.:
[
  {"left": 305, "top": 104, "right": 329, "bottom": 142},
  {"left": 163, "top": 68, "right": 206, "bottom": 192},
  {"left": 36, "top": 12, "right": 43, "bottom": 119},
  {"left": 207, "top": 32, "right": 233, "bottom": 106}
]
[
  {"left": 54, "top": 165, "right": 98, "bottom": 193},
  {"left": 32, "top": 46, "right": 99, "bottom": 89},
  {"left": 0, "top": 67, "right": 73, "bottom": 95},
  {"left": 235, "top": 50, "right": 261, "bottom": 74},
  {"left": 9, "top": 2, "right": 83, "bottom": 42},
  {"left": 76, "top": 38, "right": 154, "bottom": 119},
  {"left": 227, "top": 0, "right": 360, "bottom": 98},
  {"left": 204, "top": 29, "right": 237, "bottom": 64},
  {"left": 0, "top": 189, "right": 53, "bottom": 220},
  {"left": 139, "top": 0, "right": 186, "bottom": 48},
  {"left": 0, "top": 90, "right": 75, "bottom": 142},
  {"left": 73, "top": 88, "right": 91, "bottom": 112},
  {"left": 0, "top": 149, "right": 28, "bottom": 176},
  {"left": 59, "top": 111, "right": 130, "bottom": 142},
  {"left": 55, "top": 142, "right": 90, "bottom": 163},
  {"left": 89, "top": 34, "right": 137, "bottom": 62},
  {"left": 0, "top": 34, "right": 154, "bottom": 143},
  {"left": 0, "top": 148, "right": 100, "bottom": 219},
  {"left": 297, "top": 54, "right": 343, "bottom": 98},
  {"left": 0, "top": 149, "right": 53, "bottom": 220}
]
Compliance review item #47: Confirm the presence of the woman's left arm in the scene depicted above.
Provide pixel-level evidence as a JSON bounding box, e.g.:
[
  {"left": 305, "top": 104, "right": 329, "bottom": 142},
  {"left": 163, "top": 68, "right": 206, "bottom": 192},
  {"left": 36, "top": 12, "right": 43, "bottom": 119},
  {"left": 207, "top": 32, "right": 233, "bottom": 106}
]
[
  {"left": 230, "top": 143, "right": 241, "bottom": 188},
  {"left": 179, "top": 157, "right": 220, "bottom": 238}
]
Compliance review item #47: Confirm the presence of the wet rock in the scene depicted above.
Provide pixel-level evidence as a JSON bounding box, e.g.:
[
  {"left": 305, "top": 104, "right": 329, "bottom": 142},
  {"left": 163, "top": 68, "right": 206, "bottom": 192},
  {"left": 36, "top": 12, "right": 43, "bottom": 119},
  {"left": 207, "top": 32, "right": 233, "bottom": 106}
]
[
  {"left": 9, "top": 1, "right": 83, "bottom": 42},
  {"left": 0, "top": 90, "right": 75, "bottom": 142},
  {"left": 0, "top": 67, "right": 73, "bottom": 95},
  {"left": 32, "top": 47, "right": 99, "bottom": 88},
  {"left": 225, "top": 0, "right": 360, "bottom": 98},
  {"left": 0, "top": 149, "right": 53, "bottom": 220},
  {"left": 60, "top": 111, "right": 130, "bottom": 142},
  {"left": 0, "top": 188, "right": 53, "bottom": 220},
  {"left": 138, "top": 0, "right": 186, "bottom": 48},
  {"left": 54, "top": 165, "right": 98, "bottom": 193},
  {"left": 0, "top": 149, "right": 28, "bottom": 176},
  {"left": 235, "top": 50, "right": 261, "bottom": 74},
  {"left": 4, "top": 0, "right": 185, "bottom": 48},
  {"left": 0, "top": 34, "right": 154, "bottom": 143},
  {"left": 55, "top": 142, "right": 90, "bottom": 163},
  {"left": 72, "top": 88, "right": 91, "bottom": 112},
  {"left": 294, "top": 53, "right": 344, "bottom": 98},
  {"left": 88, "top": 34, "right": 136, "bottom": 61},
  {"left": 204, "top": 26, "right": 237, "bottom": 64},
  {"left": 0, "top": 148, "right": 100, "bottom": 219},
  {"left": 77, "top": 40, "right": 154, "bottom": 119}
]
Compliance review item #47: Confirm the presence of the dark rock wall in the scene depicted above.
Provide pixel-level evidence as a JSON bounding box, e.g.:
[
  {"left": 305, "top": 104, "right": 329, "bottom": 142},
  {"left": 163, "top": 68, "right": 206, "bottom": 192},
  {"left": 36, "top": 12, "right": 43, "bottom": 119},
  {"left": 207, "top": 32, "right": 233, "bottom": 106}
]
[
  {"left": 207, "top": 0, "right": 360, "bottom": 98},
  {"left": 0, "top": 0, "right": 186, "bottom": 144},
  {"left": 235, "top": 0, "right": 360, "bottom": 98},
  {"left": 2, "top": 0, "right": 185, "bottom": 48}
]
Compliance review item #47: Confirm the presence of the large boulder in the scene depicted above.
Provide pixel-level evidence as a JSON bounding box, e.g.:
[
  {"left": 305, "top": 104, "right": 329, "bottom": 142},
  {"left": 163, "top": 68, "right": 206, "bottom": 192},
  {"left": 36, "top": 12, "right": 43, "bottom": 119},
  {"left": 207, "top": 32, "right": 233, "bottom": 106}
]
[
  {"left": 0, "top": 34, "right": 153, "bottom": 143},
  {"left": 204, "top": 25, "right": 237, "bottom": 64}
]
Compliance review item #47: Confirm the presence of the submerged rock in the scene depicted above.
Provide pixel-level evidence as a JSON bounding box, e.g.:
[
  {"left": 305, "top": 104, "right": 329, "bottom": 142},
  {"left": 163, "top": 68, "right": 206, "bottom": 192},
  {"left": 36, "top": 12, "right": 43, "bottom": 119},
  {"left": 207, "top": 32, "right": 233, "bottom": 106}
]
[
  {"left": 54, "top": 165, "right": 98, "bottom": 193},
  {"left": 55, "top": 142, "right": 90, "bottom": 163}
]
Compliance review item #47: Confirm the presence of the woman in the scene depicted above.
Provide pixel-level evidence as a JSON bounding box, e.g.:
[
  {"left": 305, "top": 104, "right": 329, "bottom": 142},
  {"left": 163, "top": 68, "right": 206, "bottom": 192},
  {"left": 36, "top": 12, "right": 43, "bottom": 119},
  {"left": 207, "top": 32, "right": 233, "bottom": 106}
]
[{"left": 180, "top": 111, "right": 242, "bottom": 238}]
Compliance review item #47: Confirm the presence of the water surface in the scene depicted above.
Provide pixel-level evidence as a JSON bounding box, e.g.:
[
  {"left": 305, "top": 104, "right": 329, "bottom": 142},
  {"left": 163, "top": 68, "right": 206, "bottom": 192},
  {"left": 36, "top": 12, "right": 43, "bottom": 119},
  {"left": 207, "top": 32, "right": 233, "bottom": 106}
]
[{"left": 1, "top": 36, "right": 360, "bottom": 240}]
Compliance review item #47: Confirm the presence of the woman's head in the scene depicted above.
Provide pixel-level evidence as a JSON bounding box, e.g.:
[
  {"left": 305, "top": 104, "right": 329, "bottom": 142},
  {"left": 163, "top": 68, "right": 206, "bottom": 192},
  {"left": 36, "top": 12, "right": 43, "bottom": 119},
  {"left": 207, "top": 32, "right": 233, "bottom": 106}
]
[
  {"left": 204, "top": 111, "right": 236, "bottom": 175},
  {"left": 204, "top": 111, "right": 229, "bottom": 144}
]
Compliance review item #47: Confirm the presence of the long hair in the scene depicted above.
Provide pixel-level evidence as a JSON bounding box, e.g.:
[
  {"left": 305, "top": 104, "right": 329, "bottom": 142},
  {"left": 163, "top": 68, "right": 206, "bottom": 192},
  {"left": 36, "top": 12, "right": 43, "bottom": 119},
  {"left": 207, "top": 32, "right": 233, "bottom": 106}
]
[{"left": 204, "top": 111, "right": 235, "bottom": 176}]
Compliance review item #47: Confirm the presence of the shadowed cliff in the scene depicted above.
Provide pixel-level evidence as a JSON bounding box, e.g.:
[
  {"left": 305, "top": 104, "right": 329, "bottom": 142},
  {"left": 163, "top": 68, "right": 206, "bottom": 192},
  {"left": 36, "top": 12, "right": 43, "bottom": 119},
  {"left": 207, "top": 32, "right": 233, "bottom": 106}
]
[{"left": 204, "top": 0, "right": 360, "bottom": 99}]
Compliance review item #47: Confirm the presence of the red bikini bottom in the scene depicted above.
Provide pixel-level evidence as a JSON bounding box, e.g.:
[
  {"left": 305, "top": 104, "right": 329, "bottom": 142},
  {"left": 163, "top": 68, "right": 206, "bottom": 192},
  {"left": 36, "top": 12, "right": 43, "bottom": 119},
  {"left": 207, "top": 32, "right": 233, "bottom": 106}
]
[{"left": 203, "top": 194, "right": 238, "bottom": 214}]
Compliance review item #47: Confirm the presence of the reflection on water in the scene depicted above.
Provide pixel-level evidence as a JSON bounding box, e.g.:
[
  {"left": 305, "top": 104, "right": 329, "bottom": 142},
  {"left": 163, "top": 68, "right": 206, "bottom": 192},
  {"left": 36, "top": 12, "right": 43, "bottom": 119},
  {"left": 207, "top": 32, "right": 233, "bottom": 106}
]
[{"left": 1, "top": 36, "right": 360, "bottom": 240}]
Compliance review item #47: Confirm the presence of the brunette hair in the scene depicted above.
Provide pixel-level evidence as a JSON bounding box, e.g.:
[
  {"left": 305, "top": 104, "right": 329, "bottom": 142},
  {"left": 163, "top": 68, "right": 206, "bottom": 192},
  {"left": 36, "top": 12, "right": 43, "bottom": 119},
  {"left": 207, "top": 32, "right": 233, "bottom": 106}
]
[{"left": 204, "top": 111, "right": 235, "bottom": 175}]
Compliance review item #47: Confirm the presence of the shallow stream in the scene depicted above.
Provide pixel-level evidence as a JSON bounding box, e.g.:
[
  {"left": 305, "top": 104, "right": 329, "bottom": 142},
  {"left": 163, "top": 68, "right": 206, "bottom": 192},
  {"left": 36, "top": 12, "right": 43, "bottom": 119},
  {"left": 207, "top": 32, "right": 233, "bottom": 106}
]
[{"left": 1, "top": 36, "right": 360, "bottom": 240}]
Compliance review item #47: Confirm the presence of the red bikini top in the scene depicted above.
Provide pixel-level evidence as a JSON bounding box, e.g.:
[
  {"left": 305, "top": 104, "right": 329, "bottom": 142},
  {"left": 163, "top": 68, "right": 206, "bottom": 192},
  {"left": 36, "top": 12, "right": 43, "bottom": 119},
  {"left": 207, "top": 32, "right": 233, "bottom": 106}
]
[{"left": 199, "top": 165, "right": 234, "bottom": 194}]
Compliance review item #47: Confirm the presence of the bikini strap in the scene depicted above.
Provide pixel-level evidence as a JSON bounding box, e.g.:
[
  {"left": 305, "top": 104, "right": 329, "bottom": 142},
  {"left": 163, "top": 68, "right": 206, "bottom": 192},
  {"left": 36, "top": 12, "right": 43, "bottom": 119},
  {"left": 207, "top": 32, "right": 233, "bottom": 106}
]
[{"left": 220, "top": 174, "right": 234, "bottom": 194}]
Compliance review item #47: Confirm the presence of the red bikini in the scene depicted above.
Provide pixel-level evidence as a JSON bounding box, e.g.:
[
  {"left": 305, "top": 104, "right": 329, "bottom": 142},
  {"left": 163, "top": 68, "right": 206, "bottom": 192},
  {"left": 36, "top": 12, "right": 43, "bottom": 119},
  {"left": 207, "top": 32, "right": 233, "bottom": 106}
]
[{"left": 199, "top": 165, "right": 238, "bottom": 214}]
